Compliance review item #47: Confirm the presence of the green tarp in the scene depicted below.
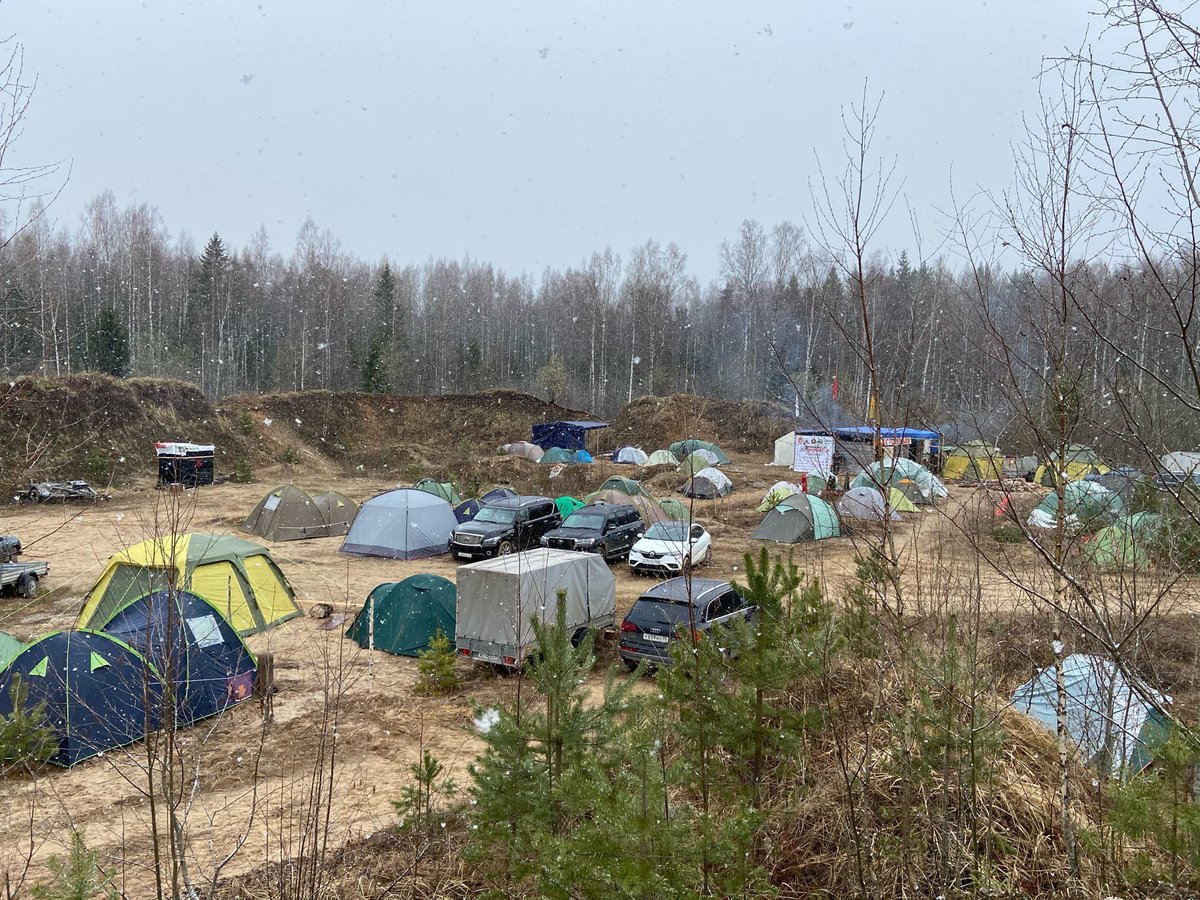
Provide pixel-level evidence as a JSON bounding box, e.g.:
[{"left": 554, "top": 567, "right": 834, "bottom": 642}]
[
  {"left": 346, "top": 574, "right": 456, "bottom": 657},
  {"left": 0, "top": 632, "right": 23, "bottom": 670},
  {"left": 555, "top": 496, "right": 585, "bottom": 518}
]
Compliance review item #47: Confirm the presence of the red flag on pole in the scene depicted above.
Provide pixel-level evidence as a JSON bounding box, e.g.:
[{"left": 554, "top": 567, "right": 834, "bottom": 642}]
[{"left": 831, "top": 376, "right": 839, "bottom": 400}]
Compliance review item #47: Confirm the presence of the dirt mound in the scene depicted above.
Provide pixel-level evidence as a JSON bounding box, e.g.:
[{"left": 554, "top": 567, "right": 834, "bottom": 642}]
[
  {"left": 608, "top": 394, "right": 787, "bottom": 454},
  {"left": 223, "top": 389, "right": 594, "bottom": 472},
  {"left": 0, "top": 374, "right": 247, "bottom": 490}
]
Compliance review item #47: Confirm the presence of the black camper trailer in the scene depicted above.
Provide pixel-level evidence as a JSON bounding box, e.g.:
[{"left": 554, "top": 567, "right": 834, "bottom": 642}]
[{"left": 155, "top": 442, "right": 215, "bottom": 487}]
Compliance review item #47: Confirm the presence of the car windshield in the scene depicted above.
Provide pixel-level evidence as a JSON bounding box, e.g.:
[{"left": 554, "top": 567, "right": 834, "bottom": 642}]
[
  {"left": 473, "top": 506, "right": 516, "bottom": 525},
  {"left": 630, "top": 599, "right": 696, "bottom": 629},
  {"left": 563, "top": 512, "right": 606, "bottom": 530},
  {"left": 644, "top": 522, "right": 688, "bottom": 541}
]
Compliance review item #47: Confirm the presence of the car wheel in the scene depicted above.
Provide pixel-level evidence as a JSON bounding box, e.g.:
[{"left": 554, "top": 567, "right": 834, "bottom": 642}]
[
  {"left": 622, "top": 657, "right": 639, "bottom": 672},
  {"left": 17, "top": 573, "right": 37, "bottom": 598},
  {"left": 496, "top": 540, "right": 514, "bottom": 556},
  {"left": 571, "top": 627, "right": 590, "bottom": 648}
]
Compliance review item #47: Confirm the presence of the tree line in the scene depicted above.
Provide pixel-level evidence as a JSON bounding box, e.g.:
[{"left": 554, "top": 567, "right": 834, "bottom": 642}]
[{"left": 0, "top": 193, "right": 1193, "bottom": 452}]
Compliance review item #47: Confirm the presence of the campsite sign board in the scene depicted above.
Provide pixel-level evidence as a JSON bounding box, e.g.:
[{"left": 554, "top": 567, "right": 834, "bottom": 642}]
[{"left": 792, "top": 435, "right": 834, "bottom": 474}]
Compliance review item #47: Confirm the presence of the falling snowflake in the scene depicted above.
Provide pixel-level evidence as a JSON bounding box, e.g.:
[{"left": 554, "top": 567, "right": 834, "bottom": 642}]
[{"left": 474, "top": 708, "right": 501, "bottom": 734}]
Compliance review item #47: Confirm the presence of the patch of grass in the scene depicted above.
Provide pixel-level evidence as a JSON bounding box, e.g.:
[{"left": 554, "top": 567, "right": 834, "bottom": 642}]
[{"left": 992, "top": 524, "right": 1026, "bottom": 544}]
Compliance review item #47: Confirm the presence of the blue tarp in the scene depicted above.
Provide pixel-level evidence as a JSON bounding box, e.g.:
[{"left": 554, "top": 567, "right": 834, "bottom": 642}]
[{"left": 531, "top": 420, "right": 608, "bottom": 452}]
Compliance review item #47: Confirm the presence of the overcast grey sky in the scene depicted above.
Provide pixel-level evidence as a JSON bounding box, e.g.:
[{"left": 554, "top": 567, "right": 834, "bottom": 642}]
[{"left": 6, "top": 0, "right": 1094, "bottom": 277}]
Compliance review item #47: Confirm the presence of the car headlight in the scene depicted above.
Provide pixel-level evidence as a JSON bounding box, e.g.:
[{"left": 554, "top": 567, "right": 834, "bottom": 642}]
[
  {"left": 482, "top": 536, "right": 500, "bottom": 546},
  {"left": 539, "top": 536, "right": 549, "bottom": 546},
  {"left": 576, "top": 538, "right": 596, "bottom": 548}
]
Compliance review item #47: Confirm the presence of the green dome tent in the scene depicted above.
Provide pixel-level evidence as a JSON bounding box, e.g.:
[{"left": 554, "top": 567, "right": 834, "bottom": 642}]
[
  {"left": 1087, "top": 525, "right": 1149, "bottom": 570},
  {"left": 1028, "top": 481, "right": 1123, "bottom": 530},
  {"left": 346, "top": 574, "right": 457, "bottom": 657},
  {"left": 758, "top": 481, "right": 802, "bottom": 512},
  {"left": 413, "top": 478, "right": 462, "bottom": 506},
  {"left": 555, "top": 495, "right": 585, "bottom": 518},
  {"left": 677, "top": 453, "right": 712, "bottom": 477},
  {"left": 658, "top": 498, "right": 692, "bottom": 521},
  {"left": 752, "top": 494, "right": 840, "bottom": 543},
  {"left": 597, "top": 475, "right": 651, "bottom": 498},
  {"left": 644, "top": 449, "right": 678, "bottom": 467},
  {"left": 541, "top": 448, "right": 574, "bottom": 465},
  {"left": 668, "top": 440, "right": 730, "bottom": 465},
  {"left": 0, "top": 632, "right": 23, "bottom": 670}
]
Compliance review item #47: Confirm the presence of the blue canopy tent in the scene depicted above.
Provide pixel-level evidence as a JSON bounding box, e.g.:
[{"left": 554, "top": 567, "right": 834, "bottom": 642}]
[{"left": 531, "top": 421, "right": 608, "bottom": 453}]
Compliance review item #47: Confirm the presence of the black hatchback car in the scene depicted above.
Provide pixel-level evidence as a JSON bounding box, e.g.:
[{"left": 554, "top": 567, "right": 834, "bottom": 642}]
[
  {"left": 449, "top": 495, "right": 560, "bottom": 560},
  {"left": 539, "top": 503, "right": 643, "bottom": 561},
  {"left": 618, "top": 577, "right": 756, "bottom": 670}
]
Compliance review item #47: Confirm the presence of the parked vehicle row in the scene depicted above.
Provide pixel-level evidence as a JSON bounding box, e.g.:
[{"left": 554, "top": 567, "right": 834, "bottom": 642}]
[{"left": 449, "top": 495, "right": 714, "bottom": 574}]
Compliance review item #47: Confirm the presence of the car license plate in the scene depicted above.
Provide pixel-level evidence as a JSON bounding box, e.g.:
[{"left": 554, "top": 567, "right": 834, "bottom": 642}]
[
  {"left": 643, "top": 633, "right": 669, "bottom": 644},
  {"left": 471, "top": 652, "right": 504, "bottom": 664},
  {"left": 455, "top": 552, "right": 472, "bottom": 559}
]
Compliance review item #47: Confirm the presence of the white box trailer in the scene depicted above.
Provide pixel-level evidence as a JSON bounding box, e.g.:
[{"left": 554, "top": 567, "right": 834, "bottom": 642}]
[{"left": 455, "top": 548, "right": 616, "bottom": 668}]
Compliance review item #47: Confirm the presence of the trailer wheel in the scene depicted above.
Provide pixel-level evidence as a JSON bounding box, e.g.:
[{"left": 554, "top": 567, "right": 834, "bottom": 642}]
[
  {"left": 25, "top": 488, "right": 40, "bottom": 504},
  {"left": 17, "top": 573, "right": 37, "bottom": 598},
  {"left": 570, "top": 627, "right": 590, "bottom": 648}
]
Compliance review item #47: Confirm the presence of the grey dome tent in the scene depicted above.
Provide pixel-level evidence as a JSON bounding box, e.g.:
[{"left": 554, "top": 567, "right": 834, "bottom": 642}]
[
  {"left": 340, "top": 489, "right": 458, "bottom": 560},
  {"left": 752, "top": 494, "right": 840, "bottom": 543},
  {"left": 668, "top": 440, "right": 730, "bottom": 465},
  {"left": 243, "top": 485, "right": 357, "bottom": 542},
  {"left": 680, "top": 467, "right": 732, "bottom": 499},
  {"left": 613, "top": 446, "right": 648, "bottom": 465},
  {"left": 837, "top": 486, "right": 901, "bottom": 521},
  {"left": 346, "top": 574, "right": 456, "bottom": 657}
]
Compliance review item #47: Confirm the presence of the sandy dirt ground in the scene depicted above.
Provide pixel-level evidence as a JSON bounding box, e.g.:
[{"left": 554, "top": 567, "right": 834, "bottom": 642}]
[{"left": 0, "top": 453, "right": 1184, "bottom": 895}]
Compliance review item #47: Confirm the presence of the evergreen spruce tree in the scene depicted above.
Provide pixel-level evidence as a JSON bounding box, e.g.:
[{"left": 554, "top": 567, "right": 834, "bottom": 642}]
[
  {"left": 91, "top": 304, "right": 130, "bottom": 377},
  {"left": 193, "top": 232, "right": 229, "bottom": 308},
  {"left": 360, "top": 339, "right": 388, "bottom": 393}
]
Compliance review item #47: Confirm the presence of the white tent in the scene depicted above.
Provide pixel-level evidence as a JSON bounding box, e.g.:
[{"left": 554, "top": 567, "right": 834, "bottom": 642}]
[
  {"left": 1161, "top": 451, "right": 1200, "bottom": 476},
  {"left": 613, "top": 446, "right": 649, "bottom": 465},
  {"left": 772, "top": 431, "right": 798, "bottom": 466}
]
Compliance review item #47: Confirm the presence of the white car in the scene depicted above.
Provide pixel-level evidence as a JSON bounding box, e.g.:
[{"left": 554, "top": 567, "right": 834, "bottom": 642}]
[{"left": 628, "top": 521, "right": 712, "bottom": 576}]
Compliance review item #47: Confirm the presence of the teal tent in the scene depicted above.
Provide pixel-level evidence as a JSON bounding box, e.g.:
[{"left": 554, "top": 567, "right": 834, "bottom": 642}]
[
  {"left": 540, "top": 448, "right": 574, "bottom": 465},
  {"left": 346, "top": 574, "right": 457, "bottom": 657},
  {"left": 555, "top": 496, "right": 585, "bottom": 518},
  {"left": 752, "top": 494, "right": 840, "bottom": 543},
  {"left": 1028, "top": 481, "right": 1123, "bottom": 530}
]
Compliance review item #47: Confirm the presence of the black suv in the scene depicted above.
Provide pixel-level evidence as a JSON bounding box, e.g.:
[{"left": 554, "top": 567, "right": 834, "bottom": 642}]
[
  {"left": 618, "top": 577, "right": 756, "bottom": 670},
  {"left": 539, "top": 503, "right": 643, "bottom": 561},
  {"left": 449, "top": 496, "right": 560, "bottom": 560}
]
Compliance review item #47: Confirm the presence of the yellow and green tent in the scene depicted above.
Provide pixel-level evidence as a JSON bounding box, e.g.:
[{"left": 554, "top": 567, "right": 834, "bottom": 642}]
[{"left": 79, "top": 533, "right": 300, "bottom": 637}]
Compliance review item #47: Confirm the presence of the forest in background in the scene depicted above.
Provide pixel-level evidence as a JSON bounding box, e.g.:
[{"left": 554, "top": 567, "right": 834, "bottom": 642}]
[{"left": 0, "top": 202, "right": 1190, "bottom": 457}]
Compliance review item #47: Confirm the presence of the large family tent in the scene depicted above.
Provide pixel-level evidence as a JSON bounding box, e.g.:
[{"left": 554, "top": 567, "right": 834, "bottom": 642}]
[
  {"left": 555, "top": 495, "right": 585, "bottom": 518},
  {"left": 503, "top": 442, "right": 544, "bottom": 462},
  {"left": 413, "top": 478, "right": 462, "bottom": 506},
  {"left": 540, "top": 448, "right": 574, "bottom": 465},
  {"left": 1034, "top": 444, "right": 1110, "bottom": 487},
  {"left": 680, "top": 467, "right": 733, "bottom": 499},
  {"left": 597, "top": 476, "right": 651, "bottom": 499},
  {"left": 943, "top": 441, "right": 1004, "bottom": 482},
  {"left": 242, "top": 485, "right": 358, "bottom": 542},
  {"left": 837, "top": 486, "right": 901, "bottom": 522},
  {"left": 758, "top": 481, "right": 803, "bottom": 512},
  {"left": 99, "top": 589, "right": 257, "bottom": 726},
  {"left": 79, "top": 534, "right": 300, "bottom": 637},
  {"left": 669, "top": 440, "right": 730, "bottom": 465},
  {"left": 340, "top": 489, "right": 458, "bottom": 560},
  {"left": 644, "top": 449, "right": 679, "bottom": 467},
  {"left": 658, "top": 498, "right": 692, "bottom": 521},
  {"left": 346, "top": 574, "right": 457, "bottom": 657},
  {"left": 313, "top": 491, "right": 357, "bottom": 535},
  {"left": 1011, "top": 654, "right": 1171, "bottom": 777},
  {"left": 0, "top": 630, "right": 164, "bottom": 766},
  {"left": 1028, "top": 480, "right": 1123, "bottom": 530},
  {"left": 0, "top": 631, "right": 23, "bottom": 669},
  {"left": 752, "top": 494, "right": 840, "bottom": 543},
  {"left": 613, "top": 446, "right": 648, "bottom": 465}
]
